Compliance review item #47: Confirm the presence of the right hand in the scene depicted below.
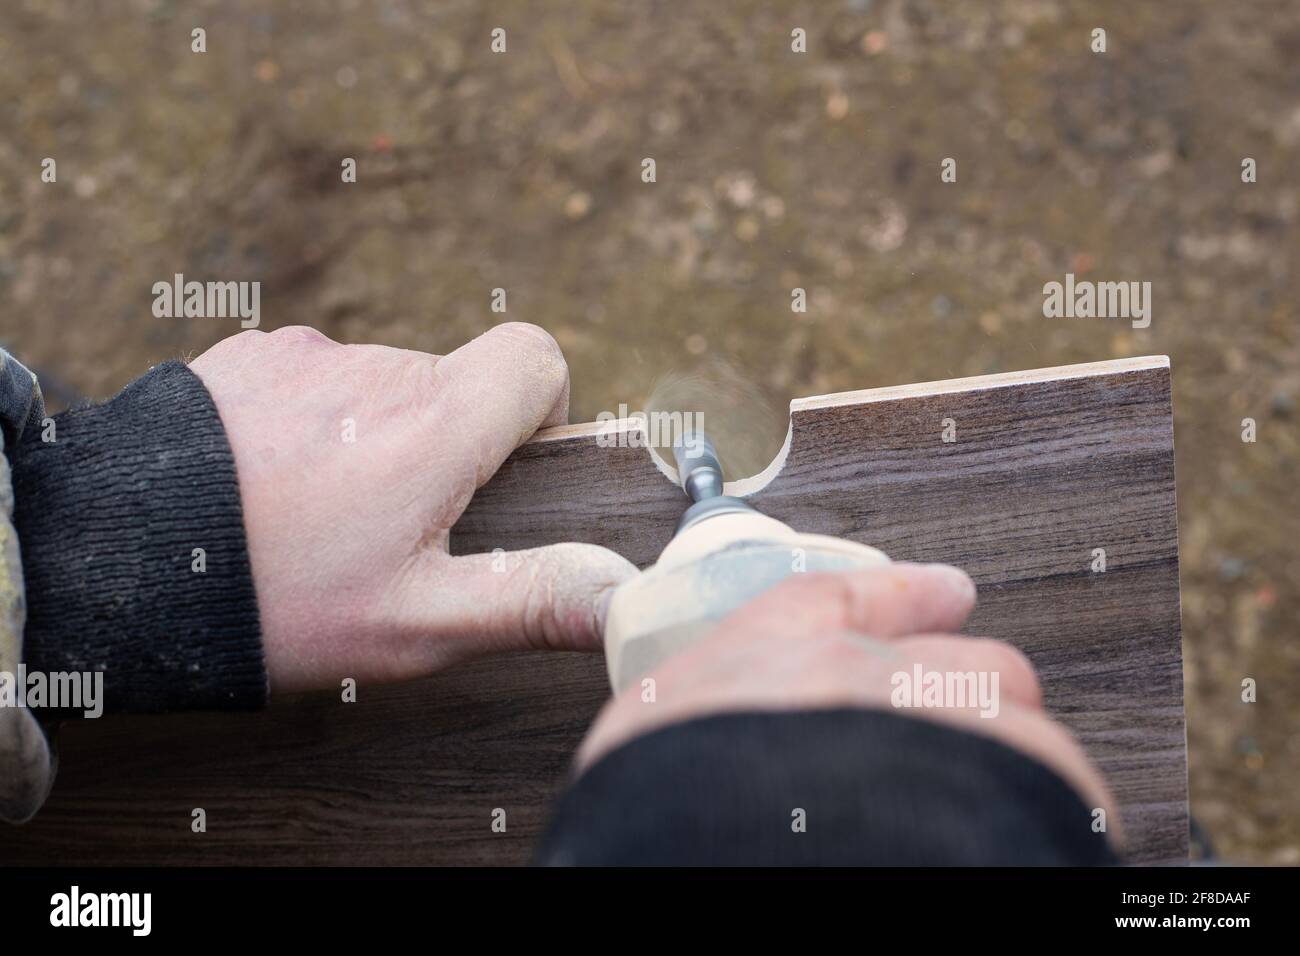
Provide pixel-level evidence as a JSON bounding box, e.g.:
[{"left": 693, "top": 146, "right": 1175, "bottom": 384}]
[{"left": 577, "top": 562, "right": 1119, "bottom": 842}]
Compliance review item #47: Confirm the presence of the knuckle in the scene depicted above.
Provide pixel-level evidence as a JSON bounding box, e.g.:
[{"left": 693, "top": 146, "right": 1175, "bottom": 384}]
[
  {"left": 403, "top": 355, "right": 443, "bottom": 403},
  {"left": 270, "top": 324, "right": 332, "bottom": 345},
  {"left": 502, "top": 555, "right": 559, "bottom": 651},
  {"left": 231, "top": 328, "right": 267, "bottom": 347}
]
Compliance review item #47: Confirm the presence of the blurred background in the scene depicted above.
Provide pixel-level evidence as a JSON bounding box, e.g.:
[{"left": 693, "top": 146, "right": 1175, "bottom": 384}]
[{"left": 0, "top": 0, "right": 1295, "bottom": 862}]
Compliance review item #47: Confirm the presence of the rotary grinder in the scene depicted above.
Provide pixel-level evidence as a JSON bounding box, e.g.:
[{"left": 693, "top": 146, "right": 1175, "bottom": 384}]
[{"left": 602, "top": 430, "right": 891, "bottom": 690}]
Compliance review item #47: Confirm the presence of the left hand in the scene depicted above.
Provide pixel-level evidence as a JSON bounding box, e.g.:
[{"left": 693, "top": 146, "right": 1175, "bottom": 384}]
[{"left": 190, "top": 322, "right": 636, "bottom": 694}]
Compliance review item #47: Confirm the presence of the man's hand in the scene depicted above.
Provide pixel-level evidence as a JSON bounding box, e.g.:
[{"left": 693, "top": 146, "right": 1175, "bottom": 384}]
[
  {"left": 578, "top": 563, "right": 1119, "bottom": 839},
  {"left": 190, "top": 323, "right": 636, "bottom": 694}
]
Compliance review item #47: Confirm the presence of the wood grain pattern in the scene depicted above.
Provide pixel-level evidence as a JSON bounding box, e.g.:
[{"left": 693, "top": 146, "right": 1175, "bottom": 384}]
[{"left": 0, "top": 356, "right": 1185, "bottom": 865}]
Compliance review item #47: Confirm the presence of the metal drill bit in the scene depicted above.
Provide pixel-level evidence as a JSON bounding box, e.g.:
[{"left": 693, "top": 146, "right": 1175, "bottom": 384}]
[
  {"left": 671, "top": 428, "right": 757, "bottom": 533},
  {"left": 673, "top": 430, "right": 724, "bottom": 502}
]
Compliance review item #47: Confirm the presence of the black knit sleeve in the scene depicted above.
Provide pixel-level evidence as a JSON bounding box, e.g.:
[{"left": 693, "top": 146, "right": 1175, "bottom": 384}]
[
  {"left": 9, "top": 361, "right": 267, "bottom": 713},
  {"left": 536, "top": 708, "right": 1121, "bottom": 866}
]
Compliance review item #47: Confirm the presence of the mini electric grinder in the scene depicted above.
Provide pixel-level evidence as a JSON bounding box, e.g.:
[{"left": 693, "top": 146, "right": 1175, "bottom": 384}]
[{"left": 602, "top": 430, "right": 891, "bottom": 690}]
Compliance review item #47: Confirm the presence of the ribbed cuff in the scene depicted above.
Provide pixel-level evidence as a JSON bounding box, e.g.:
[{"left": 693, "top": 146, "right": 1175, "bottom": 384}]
[
  {"left": 10, "top": 362, "right": 267, "bottom": 713},
  {"left": 537, "top": 708, "right": 1121, "bottom": 866}
]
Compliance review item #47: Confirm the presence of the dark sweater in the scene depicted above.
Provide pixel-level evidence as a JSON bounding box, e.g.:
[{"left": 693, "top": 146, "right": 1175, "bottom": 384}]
[
  {"left": 7, "top": 361, "right": 1118, "bottom": 864},
  {"left": 10, "top": 362, "right": 266, "bottom": 713},
  {"left": 536, "top": 709, "right": 1120, "bottom": 866}
]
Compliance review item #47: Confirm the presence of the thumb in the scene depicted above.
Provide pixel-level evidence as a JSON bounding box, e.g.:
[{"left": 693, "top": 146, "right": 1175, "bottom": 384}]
[{"left": 447, "top": 543, "right": 637, "bottom": 654}]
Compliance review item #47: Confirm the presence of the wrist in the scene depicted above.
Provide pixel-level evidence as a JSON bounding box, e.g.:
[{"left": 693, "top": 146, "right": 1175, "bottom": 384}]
[{"left": 10, "top": 362, "right": 268, "bottom": 713}]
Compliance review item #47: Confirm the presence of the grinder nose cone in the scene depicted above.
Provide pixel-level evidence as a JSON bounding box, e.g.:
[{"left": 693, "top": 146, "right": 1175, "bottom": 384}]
[{"left": 673, "top": 431, "right": 724, "bottom": 502}]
